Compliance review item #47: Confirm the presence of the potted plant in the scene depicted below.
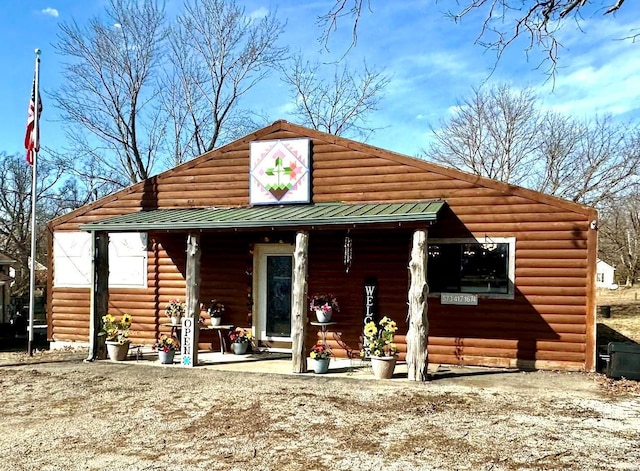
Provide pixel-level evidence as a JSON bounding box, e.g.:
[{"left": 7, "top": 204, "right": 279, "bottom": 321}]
[
  {"left": 309, "top": 343, "right": 332, "bottom": 374},
  {"left": 165, "top": 299, "right": 185, "bottom": 326},
  {"left": 309, "top": 293, "right": 340, "bottom": 323},
  {"left": 153, "top": 334, "right": 180, "bottom": 364},
  {"left": 101, "top": 313, "right": 133, "bottom": 361},
  {"left": 229, "top": 327, "right": 253, "bottom": 355},
  {"left": 207, "top": 299, "right": 225, "bottom": 327},
  {"left": 361, "top": 316, "right": 398, "bottom": 379}
]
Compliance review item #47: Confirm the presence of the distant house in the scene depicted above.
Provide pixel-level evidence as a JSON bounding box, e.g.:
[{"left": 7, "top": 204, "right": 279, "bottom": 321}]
[
  {"left": 596, "top": 259, "right": 616, "bottom": 288},
  {"left": 47, "top": 121, "right": 599, "bottom": 373},
  {"left": 0, "top": 252, "right": 16, "bottom": 323}
]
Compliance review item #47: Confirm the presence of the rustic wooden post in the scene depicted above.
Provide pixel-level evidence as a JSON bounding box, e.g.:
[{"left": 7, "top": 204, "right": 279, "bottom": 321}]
[
  {"left": 86, "top": 231, "right": 109, "bottom": 361},
  {"left": 406, "top": 229, "right": 429, "bottom": 381},
  {"left": 291, "top": 231, "right": 309, "bottom": 373},
  {"left": 182, "top": 232, "right": 201, "bottom": 367}
]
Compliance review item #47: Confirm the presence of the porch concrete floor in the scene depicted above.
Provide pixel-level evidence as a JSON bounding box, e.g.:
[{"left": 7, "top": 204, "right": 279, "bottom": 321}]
[{"left": 125, "top": 346, "right": 413, "bottom": 379}]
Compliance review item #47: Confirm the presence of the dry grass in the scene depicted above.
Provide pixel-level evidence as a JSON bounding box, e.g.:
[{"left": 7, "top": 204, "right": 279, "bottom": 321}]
[
  {"left": 597, "top": 287, "right": 640, "bottom": 343},
  {"left": 595, "top": 287, "right": 640, "bottom": 395}
]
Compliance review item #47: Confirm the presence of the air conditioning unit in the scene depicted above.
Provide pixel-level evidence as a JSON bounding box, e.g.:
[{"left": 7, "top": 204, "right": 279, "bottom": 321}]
[{"left": 607, "top": 342, "right": 640, "bottom": 380}]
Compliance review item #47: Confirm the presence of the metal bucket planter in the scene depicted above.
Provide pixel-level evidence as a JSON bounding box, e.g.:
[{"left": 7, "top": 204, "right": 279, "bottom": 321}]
[
  {"left": 315, "top": 308, "right": 332, "bottom": 323},
  {"left": 231, "top": 342, "right": 249, "bottom": 355},
  {"left": 158, "top": 349, "right": 176, "bottom": 364},
  {"left": 311, "top": 358, "right": 330, "bottom": 374}
]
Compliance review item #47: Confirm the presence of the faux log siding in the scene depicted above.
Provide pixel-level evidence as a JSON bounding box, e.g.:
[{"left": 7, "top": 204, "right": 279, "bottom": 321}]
[
  {"left": 306, "top": 230, "right": 587, "bottom": 369},
  {"left": 306, "top": 230, "right": 409, "bottom": 359},
  {"left": 49, "top": 123, "right": 595, "bottom": 370},
  {"left": 50, "top": 233, "right": 256, "bottom": 347}
]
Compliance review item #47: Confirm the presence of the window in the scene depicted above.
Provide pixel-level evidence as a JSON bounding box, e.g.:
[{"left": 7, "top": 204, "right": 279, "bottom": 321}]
[
  {"left": 54, "top": 231, "right": 148, "bottom": 288},
  {"left": 596, "top": 273, "right": 605, "bottom": 283},
  {"left": 427, "top": 238, "right": 515, "bottom": 298}
]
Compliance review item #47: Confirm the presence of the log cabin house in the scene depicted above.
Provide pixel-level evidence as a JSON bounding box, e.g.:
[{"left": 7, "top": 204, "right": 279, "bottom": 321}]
[{"left": 47, "top": 120, "right": 598, "bottom": 373}]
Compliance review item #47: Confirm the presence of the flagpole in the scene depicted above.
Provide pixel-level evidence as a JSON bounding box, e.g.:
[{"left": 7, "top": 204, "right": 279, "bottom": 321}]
[{"left": 27, "top": 48, "right": 41, "bottom": 356}]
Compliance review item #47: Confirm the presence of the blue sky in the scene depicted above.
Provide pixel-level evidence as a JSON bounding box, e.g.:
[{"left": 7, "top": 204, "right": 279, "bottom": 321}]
[{"left": 1, "top": 1, "right": 639, "bottom": 164}]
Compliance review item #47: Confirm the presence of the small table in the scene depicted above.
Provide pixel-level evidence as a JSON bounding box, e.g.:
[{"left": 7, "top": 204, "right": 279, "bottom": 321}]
[
  {"left": 161, "top": 323, "right": 182, "bottom": 338},
  {"left": 310, "top": 321, "right": 336, "bottom": 345},
  {"left": 200, "top": 324, "right": 235, "bottom": 353}
]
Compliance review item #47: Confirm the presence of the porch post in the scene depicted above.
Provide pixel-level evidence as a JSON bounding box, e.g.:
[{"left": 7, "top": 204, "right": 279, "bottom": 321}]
[
  {"left": 406, "top": 229, "right": 429, "bottom": 381},
  {"left": 291, "top": 231, "right": 309, "bottom": 373},
  {"left": 183, "top": 232, "right": 201, "bottom": 367},
  {"left": 86, "top": 231, "right": 109, "bottom": 361}
]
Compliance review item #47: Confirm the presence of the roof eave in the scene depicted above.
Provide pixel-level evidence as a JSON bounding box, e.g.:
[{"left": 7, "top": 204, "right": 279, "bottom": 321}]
[{"left": 79, "top": 215, "right": 440, "bottom": 232}]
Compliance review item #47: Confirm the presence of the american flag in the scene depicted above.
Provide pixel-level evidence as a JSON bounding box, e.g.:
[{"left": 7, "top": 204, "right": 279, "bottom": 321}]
[{"left": 24, "top": 79, "right": 42, "bottom": 165}]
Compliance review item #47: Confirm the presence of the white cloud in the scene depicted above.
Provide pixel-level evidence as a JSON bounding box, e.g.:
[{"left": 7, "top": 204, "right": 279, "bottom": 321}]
[
  {"left": 113, "top": 23, "right": 122, "bottom": 29},
  {"left": 249, "top": 7, "right": 269, "bottom": 21},
  {"left": 276, "top": 100, "right": 297, "bottom": 116},
  {"left": 41, "top": 7, "right": 59, "bottom": 17},
  {"left": 541, "top": 30, "right": 640, "bottom": 119}
]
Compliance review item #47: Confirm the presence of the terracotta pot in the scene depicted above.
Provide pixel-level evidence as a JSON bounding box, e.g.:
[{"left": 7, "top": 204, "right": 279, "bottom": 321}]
[
  {"left": 370, "top": 356, "right": 397, "bottom": 379},
  {"left": 106, "top": 341, "right": 130, "bottom": 362}
]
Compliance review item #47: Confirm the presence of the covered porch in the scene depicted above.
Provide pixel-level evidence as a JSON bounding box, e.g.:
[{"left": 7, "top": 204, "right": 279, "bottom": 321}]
[{"left": 79, "top": 201, "right": 444, "bottom": 380}]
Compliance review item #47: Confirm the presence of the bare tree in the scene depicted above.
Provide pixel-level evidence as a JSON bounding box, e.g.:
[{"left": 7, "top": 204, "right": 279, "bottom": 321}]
[
  {"left": 533, "top": 116, "right": 640, "bottom": 206},
  {"left": 280, "top": 55, "right": 389, "bottom": 139},
  {"left": 599, "top": 196, "right": 640, "bottom": 286},
  {"left": 0, "top": 153, "right": 69, "bottom": 295},
  {"left": 319, "top": 1, "right": 634, "bottom": 73},
  {"left": 52, "top": 0, "right": 168, "bottom": 185},
  {"left": 425, "top": 85, "right": 540, "bottom": 185},
  {"left": 424, "top": 84, "right": 640, "bottom": 206},
  {"left": 164, "top": 0, "right": 287, "bottom": 166}
]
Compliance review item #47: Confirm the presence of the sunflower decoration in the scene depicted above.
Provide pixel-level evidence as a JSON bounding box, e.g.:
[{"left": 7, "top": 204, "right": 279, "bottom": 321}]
[
  {"left": 101, "top": 313, "right": 133, "bottom": 344},
  {"left": 361, "top": 316, "right": 398, "bottom": 358}
]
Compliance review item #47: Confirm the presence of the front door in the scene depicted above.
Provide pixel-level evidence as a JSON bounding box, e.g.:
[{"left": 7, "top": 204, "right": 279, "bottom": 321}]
[{"left": 255, "top": 244, "right": 294, "bottom": 348}]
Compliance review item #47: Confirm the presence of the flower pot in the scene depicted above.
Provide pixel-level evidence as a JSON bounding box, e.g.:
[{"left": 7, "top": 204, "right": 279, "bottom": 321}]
[
  {"left": 311, "top": 358, "right": 330, "bottom": 374},
  {"left": 210, "top": 316, "right": 222, "bottom": 327},
  {"left": 315, "top": 308, "right": 332, "bottom": 323},
  {"left": 106, "top": 341, "right": 130, "bottom": 362},
  {"left": 231, "top": 342, "right": 248, "bottom": 355},
  {"left": 158, "top": 349, "right": 176, "bottom": 364},
  {"left": 370, "top": 356, "right": 397, "bottom": 379},
  {"left": 171, "top": 316, "right": 181, "bottom": 326}
]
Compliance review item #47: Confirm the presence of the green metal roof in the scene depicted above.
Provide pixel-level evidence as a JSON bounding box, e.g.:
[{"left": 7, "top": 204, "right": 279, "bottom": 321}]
[{"left": 79, "top": 201, "right": 445, "bottom": 232}]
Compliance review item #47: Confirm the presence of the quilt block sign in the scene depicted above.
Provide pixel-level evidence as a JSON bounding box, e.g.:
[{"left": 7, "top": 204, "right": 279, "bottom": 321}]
[{"left": 250, "top": 138, "right": 311, "bottom": 205}]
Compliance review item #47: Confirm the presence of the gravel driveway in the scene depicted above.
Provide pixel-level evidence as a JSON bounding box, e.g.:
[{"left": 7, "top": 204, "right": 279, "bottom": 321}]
[{"left": 1, "top": 348, "right": 639, "bottom": 470}]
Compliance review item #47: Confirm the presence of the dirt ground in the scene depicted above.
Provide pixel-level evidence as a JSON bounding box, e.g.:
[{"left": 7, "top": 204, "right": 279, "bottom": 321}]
[
  {"left": 0, "top": 348, "right": 638, "bottom": 471},
  {"left": 0, "top": 288, "right": 638, "bottom": 470}
]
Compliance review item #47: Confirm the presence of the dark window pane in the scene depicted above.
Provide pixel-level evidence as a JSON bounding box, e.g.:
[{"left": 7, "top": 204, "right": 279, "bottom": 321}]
[
  {"left": 428, "top": 244, "right": 460, "bottom": 292},
  {"left": 460, "top": 243, "right": 509, "bottom": 294},
  {"left": 428, "top": 242, "right": 509, "bottom": 294},
  {"left": 266, "top": 255, "right": 292, "bottom": 337}
]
